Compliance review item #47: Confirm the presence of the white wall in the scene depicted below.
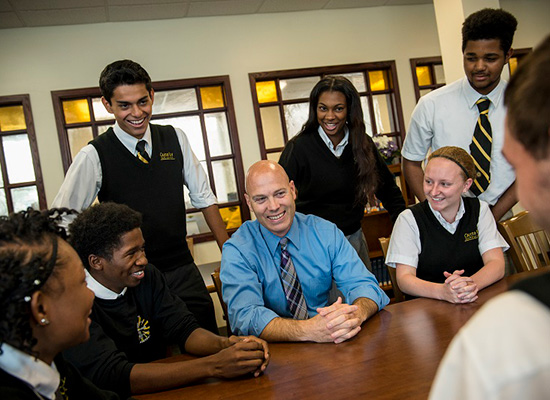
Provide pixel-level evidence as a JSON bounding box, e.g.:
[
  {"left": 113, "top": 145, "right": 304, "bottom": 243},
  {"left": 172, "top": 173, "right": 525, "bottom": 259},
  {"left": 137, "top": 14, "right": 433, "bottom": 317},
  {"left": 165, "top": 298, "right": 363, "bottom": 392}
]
[{"left": 1, "top": 1, "right": 548, "bottom": 265}]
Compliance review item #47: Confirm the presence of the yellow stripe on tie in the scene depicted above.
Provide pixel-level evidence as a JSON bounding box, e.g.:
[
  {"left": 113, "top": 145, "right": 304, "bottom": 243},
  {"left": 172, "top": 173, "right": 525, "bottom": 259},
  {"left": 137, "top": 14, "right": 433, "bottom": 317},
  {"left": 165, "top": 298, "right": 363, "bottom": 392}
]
[
  {"left": 472, "top": 158, "right": 490, "bottom": 180},
  {"left": 472, "top": 137, "right": 491, "bottom": 162},
  {"left": 137, "top": 153, "right": 149, "bottom": 164},
  {"left": 477, "top": 119, "right": 493, "bottom": 142}
]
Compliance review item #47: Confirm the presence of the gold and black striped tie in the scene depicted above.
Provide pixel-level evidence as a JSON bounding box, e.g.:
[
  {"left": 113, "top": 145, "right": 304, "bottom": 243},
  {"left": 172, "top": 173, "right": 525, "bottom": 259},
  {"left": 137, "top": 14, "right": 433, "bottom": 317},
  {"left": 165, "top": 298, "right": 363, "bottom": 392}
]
[
  {"left": 136, "top": 140, "right": 151, "bottom": 164},
  {"left": 469, "top": 98, "right": 492, "bottom": 196}
]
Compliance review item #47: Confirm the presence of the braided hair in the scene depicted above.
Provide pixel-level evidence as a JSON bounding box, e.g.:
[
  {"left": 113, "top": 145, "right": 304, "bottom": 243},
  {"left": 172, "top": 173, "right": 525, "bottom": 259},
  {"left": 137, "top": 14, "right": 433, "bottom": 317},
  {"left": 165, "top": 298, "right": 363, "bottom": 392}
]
[{"left": 0, "top": 208, "right": 73, "bottom": 356}]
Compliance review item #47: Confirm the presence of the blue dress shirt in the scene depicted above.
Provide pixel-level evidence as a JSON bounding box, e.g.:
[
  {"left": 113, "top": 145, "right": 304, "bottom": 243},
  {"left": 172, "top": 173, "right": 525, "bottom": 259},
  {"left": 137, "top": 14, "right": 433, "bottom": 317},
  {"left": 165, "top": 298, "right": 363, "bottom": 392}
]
[{"left": 221, "top": 212, "right": 389, "bottom": 336}]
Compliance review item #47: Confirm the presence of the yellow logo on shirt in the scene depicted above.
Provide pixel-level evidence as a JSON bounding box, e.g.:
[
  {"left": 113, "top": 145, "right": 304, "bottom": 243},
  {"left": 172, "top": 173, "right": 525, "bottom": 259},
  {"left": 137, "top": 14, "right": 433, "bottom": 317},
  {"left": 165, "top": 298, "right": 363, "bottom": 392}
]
[
  {"left": 137, "top": 315, "right": 151, "bottom": 343},
  {"left": 464, "top": 230, "right": 479, "bottom": 242},
  {"left": 160, "top": 152, "right": 176, "bottom": 161},
  {"left": 58, "top": 377, "right": 68, "bottom": 399}
]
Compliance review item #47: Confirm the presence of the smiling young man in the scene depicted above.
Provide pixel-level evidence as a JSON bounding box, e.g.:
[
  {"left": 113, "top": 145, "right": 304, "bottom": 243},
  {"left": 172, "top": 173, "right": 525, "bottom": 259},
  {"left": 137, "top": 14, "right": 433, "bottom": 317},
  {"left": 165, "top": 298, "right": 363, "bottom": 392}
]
[
  {"left": 220, "top": 160, "right": 389, "bottom": 343},
  {"left": 402, "top": 8, "right": 518, "bottom": 222},
  {"left": 52, "top": 59, "right": 228, "bottom": 334},
  {"left": 64, "top": 202, "right": 269, "bottom": 399}
]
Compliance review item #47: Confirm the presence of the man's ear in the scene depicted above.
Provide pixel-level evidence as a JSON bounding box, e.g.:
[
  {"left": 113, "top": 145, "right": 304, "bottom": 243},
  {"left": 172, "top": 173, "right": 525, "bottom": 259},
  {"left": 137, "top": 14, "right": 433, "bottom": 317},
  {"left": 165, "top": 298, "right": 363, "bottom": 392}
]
[
  {"left": 88, "top": 254, "right": 104, "bottom": 272},
  {"left": 505, "top": 48, "right": 513, "bottom": 64},
  {"left": 101, "top": 96, "right": 114, "bottom": 114},
  {"left": 149, "top": 88, "right": 155, "bottom": 104},
  {"left": 244, "top": 193, "right": 252, "bottom": 210}
]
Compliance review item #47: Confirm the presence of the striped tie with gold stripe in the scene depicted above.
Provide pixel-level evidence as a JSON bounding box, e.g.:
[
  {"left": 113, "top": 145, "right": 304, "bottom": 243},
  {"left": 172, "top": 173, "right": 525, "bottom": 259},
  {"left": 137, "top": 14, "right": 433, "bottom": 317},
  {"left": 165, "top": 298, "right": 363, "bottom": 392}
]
[{"left": 469, "top": 98, "right": 492, "bottom": 195}]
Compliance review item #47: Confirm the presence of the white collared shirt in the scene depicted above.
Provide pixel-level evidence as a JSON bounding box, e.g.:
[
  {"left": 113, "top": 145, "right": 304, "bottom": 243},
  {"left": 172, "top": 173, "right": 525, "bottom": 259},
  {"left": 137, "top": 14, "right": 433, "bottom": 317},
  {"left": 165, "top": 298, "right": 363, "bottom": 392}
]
[
  {"left": 85, "top": 269, "right": 127, "bottom": 300},
  {"left": 317, "top": 126, "right": 349, "bottom": 158},
  {"left": 0, "top": 343, "right": 59, "bottom": 399}
]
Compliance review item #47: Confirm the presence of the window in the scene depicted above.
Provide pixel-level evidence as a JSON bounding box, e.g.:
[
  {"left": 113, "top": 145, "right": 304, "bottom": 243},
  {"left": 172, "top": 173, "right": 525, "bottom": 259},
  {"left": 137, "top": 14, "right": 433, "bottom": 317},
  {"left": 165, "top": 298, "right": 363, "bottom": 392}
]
[
  {"left": 410, "top": 57, "right": 446, "bottom": 103},
  {"left": 249, "top": 62, "right": 406, "bottom": 161},
  {"left": 509, "top": 47, "right": 532, "bottom": 75},
  {"left": 51, "top": 76, "right": 248, "bottom": 241},
  {"left": 0, "top": 95, "right": 46, "bottom": 215}
]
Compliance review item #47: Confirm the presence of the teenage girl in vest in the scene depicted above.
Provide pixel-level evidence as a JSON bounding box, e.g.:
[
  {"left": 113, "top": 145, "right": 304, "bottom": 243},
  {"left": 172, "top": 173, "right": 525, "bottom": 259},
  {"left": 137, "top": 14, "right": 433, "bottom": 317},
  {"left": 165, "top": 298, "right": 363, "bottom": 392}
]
[
  {"left": 385, "top": 146, "right": 508, "bottom": 303},
  {"left": 0, "top": 209, "right": 118, "bottom": 399},
  {"left": 279, "top": 76, "right": 406, "bottom": 271}
]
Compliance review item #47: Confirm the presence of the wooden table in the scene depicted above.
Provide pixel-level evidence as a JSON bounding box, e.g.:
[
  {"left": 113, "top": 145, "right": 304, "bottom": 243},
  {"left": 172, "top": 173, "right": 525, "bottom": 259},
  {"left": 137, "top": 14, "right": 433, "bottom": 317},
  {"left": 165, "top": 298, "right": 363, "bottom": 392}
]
[{"left": 135, "top": 269, "right": 548, "bottom": 400}]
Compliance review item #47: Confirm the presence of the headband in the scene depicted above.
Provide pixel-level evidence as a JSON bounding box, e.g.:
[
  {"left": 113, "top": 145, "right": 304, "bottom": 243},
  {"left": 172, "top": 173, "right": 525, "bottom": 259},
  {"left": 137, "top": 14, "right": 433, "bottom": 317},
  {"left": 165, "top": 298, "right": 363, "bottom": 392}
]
[{"left": 430, "top": 154, "right": 472, "bottom": 179}]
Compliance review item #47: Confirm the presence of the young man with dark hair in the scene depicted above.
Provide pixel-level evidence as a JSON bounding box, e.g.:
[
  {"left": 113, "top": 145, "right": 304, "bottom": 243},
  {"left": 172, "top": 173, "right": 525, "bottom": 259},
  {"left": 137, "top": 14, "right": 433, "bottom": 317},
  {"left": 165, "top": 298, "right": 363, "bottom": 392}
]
[
  {"left": 429, "top": 35, "right": 550, "bottom": 400},
  {"left": 52, "top": 59, "right": 228, "bottom": 334},
  {"left": 403, "top": 8, "right": 518, "bottom": 222},
  {"left": 64, "top": 202, "right": 269, "bottom": 399}
]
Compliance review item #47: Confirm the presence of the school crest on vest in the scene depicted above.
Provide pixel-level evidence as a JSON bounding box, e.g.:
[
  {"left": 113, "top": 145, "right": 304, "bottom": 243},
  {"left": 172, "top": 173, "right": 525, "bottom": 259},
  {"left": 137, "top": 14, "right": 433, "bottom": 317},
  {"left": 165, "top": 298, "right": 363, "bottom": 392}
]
[
  {"left": 159, "top": 152, "right": 176, "bottom": 161},
  {"left": 464, "top": 230, "right": 479, "bottom": 242},
  {"left": 137, "top": 315, "right": 151, "bottom": 343}
]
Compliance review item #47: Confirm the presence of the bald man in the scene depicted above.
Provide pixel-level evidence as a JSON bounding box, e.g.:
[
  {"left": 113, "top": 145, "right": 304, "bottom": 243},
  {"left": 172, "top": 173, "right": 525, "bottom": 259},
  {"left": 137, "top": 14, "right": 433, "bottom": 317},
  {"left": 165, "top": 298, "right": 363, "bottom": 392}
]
[{"left": 220, "top": 161, "right": 389, "bottom": 343}]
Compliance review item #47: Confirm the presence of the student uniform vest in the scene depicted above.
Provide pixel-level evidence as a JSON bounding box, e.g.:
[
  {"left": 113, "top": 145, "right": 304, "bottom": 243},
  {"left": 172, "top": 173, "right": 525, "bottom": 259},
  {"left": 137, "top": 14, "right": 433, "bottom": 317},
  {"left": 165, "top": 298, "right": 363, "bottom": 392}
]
[
  {"left": 411, "top": 197, "right": 483, "bottom": 283},
  {"left": 90, "top": 124, "right": 192, "bottom": 271}
]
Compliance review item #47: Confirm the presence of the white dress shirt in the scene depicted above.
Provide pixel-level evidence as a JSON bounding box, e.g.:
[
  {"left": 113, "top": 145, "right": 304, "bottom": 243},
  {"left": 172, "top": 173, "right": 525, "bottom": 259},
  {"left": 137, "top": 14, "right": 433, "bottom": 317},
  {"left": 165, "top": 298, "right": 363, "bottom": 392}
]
[{"left": 317, "top": 125, "right": 349, "bottom": 158}]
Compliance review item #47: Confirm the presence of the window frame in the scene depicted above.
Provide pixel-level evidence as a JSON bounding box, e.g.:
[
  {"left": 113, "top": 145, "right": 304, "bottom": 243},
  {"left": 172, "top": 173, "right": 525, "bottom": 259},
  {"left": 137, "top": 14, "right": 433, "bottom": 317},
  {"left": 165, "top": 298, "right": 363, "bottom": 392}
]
[
  {"left": 249, "top": 61, "right": 407, "bottom": 160},
  {"left": 0, "top": 94, "right": 47, "bottom": 213},
  {"left": 51, "top": 76, "right": 249, "bottom": 242},
  {"left": 409, "top": 56, "right": 445, "bottom": 103}
]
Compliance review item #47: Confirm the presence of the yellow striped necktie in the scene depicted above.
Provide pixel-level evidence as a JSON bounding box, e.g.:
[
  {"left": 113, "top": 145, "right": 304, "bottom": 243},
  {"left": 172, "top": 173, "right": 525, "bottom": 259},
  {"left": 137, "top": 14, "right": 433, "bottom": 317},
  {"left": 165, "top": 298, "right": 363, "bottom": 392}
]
[
  {"left": 469, "top": 98, "right": 492, "bottom": 195},
  {"left": 136, "top": 140, "right": 151, "bottom": 164}
]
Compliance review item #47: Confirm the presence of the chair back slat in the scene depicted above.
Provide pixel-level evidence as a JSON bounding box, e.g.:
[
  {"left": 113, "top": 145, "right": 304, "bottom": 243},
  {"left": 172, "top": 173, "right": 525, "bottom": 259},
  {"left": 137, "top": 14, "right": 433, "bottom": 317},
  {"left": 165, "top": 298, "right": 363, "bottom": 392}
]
[{"left": 378, "top": 237, "right": 405, "bottom": 303}]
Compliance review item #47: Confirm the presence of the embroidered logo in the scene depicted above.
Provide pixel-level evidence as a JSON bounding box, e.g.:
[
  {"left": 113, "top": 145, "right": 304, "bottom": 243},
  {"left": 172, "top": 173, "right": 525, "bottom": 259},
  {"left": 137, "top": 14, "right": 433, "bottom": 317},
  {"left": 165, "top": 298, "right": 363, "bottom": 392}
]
[
  {"left": 464, "top": 230, "right": 479, "bottom": 242},
  {"left": 58, "top": 376, "right": 68, "bottom": 399},
  {"left": 159, "top": 152, "right": 176, "bottom": 161},
  {"left": 137, "top": 315, "right": 151, "bottom": 343}
]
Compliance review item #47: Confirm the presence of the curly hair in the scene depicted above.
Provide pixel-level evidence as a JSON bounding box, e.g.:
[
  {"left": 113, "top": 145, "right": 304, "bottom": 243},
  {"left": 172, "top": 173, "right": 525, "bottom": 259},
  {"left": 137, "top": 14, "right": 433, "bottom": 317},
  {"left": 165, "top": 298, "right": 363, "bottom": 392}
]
[
  {"left": 429, "top": 146, "right": 476, "bottom": 181},
  {"left": 69, "top": 202, "right": 142, "bottom": 269},
  {"left": 0, "top": 208, "right": 72, "bottom": 356},
  {"left": 99, "top": 59, "right": 152, "bottom": 104},
  {"left": 505, "top": 35, "right": 550, "bottom": 160},
  {"left": 294, "top": 75, "right": 379, "bottom": 206},
  {"left": 462, "top": 8, "right": 517, "bottom": 54}
]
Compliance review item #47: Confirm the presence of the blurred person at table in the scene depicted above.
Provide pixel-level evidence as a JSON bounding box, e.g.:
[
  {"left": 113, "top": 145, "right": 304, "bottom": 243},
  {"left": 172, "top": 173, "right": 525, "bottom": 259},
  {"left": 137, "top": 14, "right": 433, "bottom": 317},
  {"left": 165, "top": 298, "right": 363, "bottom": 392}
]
[
  {"left": 221, "top": 160, "right": 389, "bottom": 343},
  {"left": 0, "top": 208, "right": 119, "bottom": 400},
  {"left": 64, "top": 202, "right": 269, "bottom": 399},
  {"left": 386, "top": 146, "right": 508, "bottom": 303},
  {"left": 430, "top": 35, "right": 550, "bottom": 400},
  {"left": 279, "top": 75, "right": 405, "bottom": 272}
]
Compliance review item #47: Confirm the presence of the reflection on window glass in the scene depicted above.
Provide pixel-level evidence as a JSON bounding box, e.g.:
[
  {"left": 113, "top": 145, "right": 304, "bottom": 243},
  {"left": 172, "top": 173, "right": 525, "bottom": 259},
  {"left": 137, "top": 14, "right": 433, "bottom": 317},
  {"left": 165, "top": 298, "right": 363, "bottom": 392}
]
[
  {"left": 205, "top": 113, "right": 231, "bottom": 157},
  {"left": 284, "top": 103, "right": 308, "bottom": 139},
  {"left": 372, "top": 94, "right": 394, "bottom": 134},
  {"left": 186, "top": 211, "right": 210, "bottom": 235},
  {"left": 368, "top": 70, "right": 389, "bottom": 91},
  {"left": 280, "top": 76, "right": 320, "bottom": 101},
  {"left": 63, "top": 99, "right": 91, "bottom": 124},
  {"left": 0, "top": 105, "right": 26, "bottom": 131},
  {"left": 360, "top": 97, "right": 373, "bottom": 136},
  {"left": 155, "top": 116, "right": 205, "bottom": 161},
  {"left": 340, "top": 72, "right": 366, "bottom": 92},
  {"left": 3, "top": 135, "right": 35, "bottom": 184},
  {"left": 0, "top": 191, "right": 7, "bottom": 215},
  {"left": 256, "top": 81, "right": 278, "bottom": 103},
  {"left": 419, "top": 89, "right": 432, "bottom": 98},
  {"left": 154, "top": 89, "right": 198, "bottom": 114},
  {"left": 212, "top": 160, "right": 237, "bottom": 203},
  {"left": 509, "top": 58, "right": 518, "bottom": 75},
  {"left": 98, "top": 125, "right": 111, "bottom": 135},
  {"left": 416, "top": 66, "right": 432, "bottom": 86},
  {"left": 200, "top": 86, "right": 225, "bottom": 109},
  {"left": 11, "top": 186, "right": 39, "bottom": 212},
  {"left": 219, "top": 206, "right": 242, "bottom": 229},
  {"left": 68, "top": 126, "right": 94, "bottom": 159},
  {"left": 260, "top": 107, "right": 284, "bottom": 148},
  {"left": 267, "top": 152, "right": 282, "bottom": 162},
  {"left": 92, "top": 98, "right": 113, "bottom": 121},
  {"left": 434, "top": 64, "right": 446, "bottom": 84}
]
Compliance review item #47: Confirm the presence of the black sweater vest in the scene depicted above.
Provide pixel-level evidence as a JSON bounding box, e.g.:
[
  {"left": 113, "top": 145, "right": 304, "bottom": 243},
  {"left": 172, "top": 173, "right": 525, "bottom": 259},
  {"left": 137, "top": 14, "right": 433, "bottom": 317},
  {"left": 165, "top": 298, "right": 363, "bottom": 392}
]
[
  {"left": 513, "top": 272, "right": 550, "bottom": 309},
  {"left": 411, "top": 198, "right": 483, "bottom": 283},
  {"left": 91, "top": 124, "right": 192, "bottom": 271}
]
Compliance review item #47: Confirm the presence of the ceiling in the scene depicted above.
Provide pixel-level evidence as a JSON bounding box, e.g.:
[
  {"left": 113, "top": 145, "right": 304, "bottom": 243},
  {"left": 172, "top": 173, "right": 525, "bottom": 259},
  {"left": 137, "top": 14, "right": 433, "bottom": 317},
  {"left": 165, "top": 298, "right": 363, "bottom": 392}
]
[{"left": 0, "top": 0, "right": 432, "bottom": 30}]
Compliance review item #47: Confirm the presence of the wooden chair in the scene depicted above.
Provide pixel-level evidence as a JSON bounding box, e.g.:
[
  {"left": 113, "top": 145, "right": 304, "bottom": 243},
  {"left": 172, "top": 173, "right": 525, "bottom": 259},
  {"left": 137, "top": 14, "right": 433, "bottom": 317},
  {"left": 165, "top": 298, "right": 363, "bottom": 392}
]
[
  {"left": 498, "top": 211, "right": 550, "bottom": 272},
  {"left": 211, "top": 271, "right": 231, "bottom": 335},
  {"left": 378, "top": 237, "right": 405, "bottom": 303}
]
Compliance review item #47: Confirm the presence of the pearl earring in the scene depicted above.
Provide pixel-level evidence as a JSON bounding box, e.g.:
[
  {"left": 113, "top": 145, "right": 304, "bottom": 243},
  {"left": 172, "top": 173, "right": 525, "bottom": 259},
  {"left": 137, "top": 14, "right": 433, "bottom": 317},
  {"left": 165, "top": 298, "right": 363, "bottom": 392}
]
[{"left": 40, "top": 318, "right": 50, "bottom": 326}]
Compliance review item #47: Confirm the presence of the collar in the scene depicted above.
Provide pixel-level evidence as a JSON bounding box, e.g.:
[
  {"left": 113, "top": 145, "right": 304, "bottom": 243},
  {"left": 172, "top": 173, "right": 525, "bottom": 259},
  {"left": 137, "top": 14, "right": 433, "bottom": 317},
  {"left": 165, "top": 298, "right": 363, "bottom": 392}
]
[
  {"left": 0, "top": 343, "right": 59, "bottom": 400},
  {"left": 462, "top": 76, "right": 506, "bottom": 110},
  {"left": 317, "top": 125, "right": 349, "bottom": 151},
  {"left": 85, "top": 269, "right": 127, "bottom": 300},
  {"left": 258, "top": 213, "right": 302, "bottom": 256},
  {"left": 428, "top": 197, "right": 466, "bottom": 227},
  {"left": 113, "top": 122, "right": 152, "bottom": 155}
]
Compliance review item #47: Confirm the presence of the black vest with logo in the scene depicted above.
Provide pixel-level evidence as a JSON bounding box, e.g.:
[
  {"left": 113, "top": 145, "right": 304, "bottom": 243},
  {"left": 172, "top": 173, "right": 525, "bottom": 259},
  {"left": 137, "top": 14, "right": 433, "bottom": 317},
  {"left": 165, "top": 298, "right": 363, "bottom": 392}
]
[
  {"left": 411, "top": 197, "right": 483, "bottom": 283},
  {"left": 512, "top": 272, "right": 550, "bottom": 309},
  {"left": 90, "top": 124, "right": 192, "bottom": 271}
]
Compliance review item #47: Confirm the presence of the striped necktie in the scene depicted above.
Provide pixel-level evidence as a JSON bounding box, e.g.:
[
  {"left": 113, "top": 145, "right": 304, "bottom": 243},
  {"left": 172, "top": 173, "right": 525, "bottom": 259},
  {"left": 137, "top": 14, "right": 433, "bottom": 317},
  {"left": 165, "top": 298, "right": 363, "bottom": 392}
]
[
  {"left": 136, "top": 140, "right": 151, "bottom": 164},
  {"left": 279, "top": 237, "right": 308, "bottom": 320},
  {"left": 469, "top": 98, "right": 492, "bottom": 195}
]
